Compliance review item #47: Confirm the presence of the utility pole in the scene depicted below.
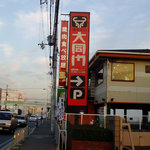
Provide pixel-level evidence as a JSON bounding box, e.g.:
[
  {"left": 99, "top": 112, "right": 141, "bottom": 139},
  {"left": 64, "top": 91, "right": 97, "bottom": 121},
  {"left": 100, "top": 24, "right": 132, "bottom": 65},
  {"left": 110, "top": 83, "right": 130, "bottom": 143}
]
[
  {"left": 50, "top": 0, "right": 60, "bottom": 136},
  {"left": 5, "top": 85, "right": 8, "bottom": 110},
  {"left": 39, "top": 0, "right": 60, "bottom": 135}
]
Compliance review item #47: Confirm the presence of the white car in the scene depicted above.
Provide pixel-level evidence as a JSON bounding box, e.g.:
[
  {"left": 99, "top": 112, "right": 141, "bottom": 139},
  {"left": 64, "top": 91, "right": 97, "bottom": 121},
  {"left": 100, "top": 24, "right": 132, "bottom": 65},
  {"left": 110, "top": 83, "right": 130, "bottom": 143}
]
[
  {"left": 17, "top": 115, "right": 27, "bottom": 127},
  {"left": 29, "top": 115, "right": 38, "bottom": 122},
  {"left": 0, "top": 111, "right": 18, "bottom": 133}
]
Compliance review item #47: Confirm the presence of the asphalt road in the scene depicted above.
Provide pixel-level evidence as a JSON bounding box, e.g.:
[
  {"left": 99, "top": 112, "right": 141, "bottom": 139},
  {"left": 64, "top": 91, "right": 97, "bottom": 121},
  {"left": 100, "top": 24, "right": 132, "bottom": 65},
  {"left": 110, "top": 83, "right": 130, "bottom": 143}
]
[{"left": 0, "top": 120, "right": 39, "bottom": 147}]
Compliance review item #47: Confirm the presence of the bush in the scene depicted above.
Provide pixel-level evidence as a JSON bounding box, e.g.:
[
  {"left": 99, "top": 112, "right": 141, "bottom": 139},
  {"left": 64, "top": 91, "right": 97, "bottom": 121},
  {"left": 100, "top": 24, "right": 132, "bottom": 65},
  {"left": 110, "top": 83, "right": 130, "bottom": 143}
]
[{"left": 67, "top": 124, "right": 113, "bottom": 142}]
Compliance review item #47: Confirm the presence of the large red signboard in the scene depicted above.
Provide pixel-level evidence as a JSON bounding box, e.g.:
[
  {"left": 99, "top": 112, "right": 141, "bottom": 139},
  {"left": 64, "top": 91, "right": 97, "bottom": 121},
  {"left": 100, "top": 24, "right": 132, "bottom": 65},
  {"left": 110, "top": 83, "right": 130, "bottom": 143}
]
[
  {"left": 68, "top": 12, "right": 90, "bottom": 106},
  {"left": 59, "top": 21, "right": 68, "bottom": 86}
]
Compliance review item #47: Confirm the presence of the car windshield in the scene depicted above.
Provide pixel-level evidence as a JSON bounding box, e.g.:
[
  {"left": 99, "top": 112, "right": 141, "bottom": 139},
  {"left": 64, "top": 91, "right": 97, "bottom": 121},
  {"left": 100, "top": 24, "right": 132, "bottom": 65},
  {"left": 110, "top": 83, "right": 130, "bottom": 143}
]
[
  {"left": 31, "top": 115, "right": 36, "bottom": 118},
  {"left": 18, "top": 116, "right": 25, "bottom": 120},
  {"left": 0, "top": 113, "right": 11, "bottom": 120}
]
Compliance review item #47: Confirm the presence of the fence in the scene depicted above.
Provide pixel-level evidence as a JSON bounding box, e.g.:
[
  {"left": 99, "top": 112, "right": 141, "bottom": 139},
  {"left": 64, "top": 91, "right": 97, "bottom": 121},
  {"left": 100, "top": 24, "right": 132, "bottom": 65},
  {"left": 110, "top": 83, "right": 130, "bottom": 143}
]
[
  {"left": 56, "top": 113, "right": 107, "bottom": 150},
  {"left": 56, "top": 113, "right": 150, "bottom": 150},
  {"left": 65, "top": 113, "right": 150, "bottom": 131},
  {"left": 125, "top": 115, "right": 150, "bottom": 131},
  {"left": 65, "top": 113, "right": 105, "bottom": 128}
]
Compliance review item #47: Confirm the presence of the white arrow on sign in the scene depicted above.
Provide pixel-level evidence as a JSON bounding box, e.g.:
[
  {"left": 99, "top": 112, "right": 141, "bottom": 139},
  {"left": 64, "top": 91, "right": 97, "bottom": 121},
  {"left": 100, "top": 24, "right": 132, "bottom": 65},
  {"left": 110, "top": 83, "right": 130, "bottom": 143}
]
[{"left": 71, "top": 76, "right": 83, "bottom": 87}]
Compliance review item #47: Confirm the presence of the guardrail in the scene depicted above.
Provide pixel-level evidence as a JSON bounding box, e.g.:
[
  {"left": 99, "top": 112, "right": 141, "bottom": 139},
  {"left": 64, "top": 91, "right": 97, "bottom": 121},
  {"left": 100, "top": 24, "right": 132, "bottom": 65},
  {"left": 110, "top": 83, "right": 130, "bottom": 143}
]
[{"left": 6, "top": 126, "right": 30, "bottom": 150}]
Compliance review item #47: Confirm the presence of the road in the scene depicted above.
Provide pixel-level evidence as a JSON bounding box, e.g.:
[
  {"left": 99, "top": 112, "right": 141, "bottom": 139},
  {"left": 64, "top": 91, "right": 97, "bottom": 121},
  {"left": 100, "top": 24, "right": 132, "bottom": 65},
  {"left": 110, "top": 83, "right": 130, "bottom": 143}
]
[{"left": 0, "top": 120, "right": 39, "bottom": 147}]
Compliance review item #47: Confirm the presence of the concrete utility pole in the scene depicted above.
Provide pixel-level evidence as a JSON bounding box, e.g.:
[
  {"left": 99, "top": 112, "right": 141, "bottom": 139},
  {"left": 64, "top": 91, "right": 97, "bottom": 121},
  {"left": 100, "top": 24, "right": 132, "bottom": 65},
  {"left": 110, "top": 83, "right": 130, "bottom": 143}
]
[
  {"left": 5, "top": 85, "right": 8, "bottom": 110},
  {"left": 50, "top": 0, "right": 60, "bottom": 136}
]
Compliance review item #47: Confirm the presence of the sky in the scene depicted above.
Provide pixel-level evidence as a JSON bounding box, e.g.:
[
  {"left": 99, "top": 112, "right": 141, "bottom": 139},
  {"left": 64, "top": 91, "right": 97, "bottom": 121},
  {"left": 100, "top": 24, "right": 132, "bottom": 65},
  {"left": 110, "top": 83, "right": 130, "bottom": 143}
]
[{"left": 0, "top": 0, "right": 150, "bottom": 103}]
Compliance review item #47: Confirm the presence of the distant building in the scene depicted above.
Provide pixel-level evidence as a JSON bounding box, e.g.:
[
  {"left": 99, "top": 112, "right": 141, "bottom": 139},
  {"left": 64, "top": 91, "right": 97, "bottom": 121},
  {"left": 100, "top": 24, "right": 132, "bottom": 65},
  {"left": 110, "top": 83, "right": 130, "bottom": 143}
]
[
  {"left": 0, "top": 89, "right": 26, "bottom": 114},
  {"left": 1, "top": 89, "right": 26, "bottom": 102}
]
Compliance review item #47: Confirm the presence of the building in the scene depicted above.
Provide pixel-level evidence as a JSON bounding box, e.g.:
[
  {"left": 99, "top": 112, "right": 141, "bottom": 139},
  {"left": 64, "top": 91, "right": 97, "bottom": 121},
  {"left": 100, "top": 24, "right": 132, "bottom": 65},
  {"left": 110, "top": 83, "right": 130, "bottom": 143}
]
[
  {"left": 0, "top": 89, "right": 26, "bottom": 114},
  {"left": 88, "top": 49, "right": 150, "bottom": 120}
]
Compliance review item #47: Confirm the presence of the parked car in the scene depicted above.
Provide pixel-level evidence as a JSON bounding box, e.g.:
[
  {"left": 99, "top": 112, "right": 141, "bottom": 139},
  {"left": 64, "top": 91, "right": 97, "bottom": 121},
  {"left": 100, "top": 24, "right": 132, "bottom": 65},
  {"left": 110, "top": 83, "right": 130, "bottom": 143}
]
[
  {"left": 29, "top": 115, "right": 38, "bottom": 122},
  {"left": 0, "top": 111, "right": 18, "bottom": 133},
  {"left": 17, "top": 115, "right": 27, "bottom": 127}
]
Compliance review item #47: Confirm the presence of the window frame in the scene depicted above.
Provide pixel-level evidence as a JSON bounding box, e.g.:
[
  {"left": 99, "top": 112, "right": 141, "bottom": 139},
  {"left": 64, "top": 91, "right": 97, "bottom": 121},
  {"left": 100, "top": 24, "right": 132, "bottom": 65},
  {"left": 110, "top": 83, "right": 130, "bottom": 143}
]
[
  {"left": 145, "top": 65, "right": 150, "bottom": 73},
  {"left": 111, "top": 62, "right": 135, "bottom": 82}
]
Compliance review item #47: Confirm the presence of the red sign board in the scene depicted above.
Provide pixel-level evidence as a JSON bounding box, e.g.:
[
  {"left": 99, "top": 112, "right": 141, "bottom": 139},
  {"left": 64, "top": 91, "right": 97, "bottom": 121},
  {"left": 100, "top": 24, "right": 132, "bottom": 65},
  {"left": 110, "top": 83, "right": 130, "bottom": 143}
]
[
  {"left": 68, "top": 12, "right": 90, "bottom": 106},
  {"left": 59, "top": 21, "right": 68, "bottom": 86}
]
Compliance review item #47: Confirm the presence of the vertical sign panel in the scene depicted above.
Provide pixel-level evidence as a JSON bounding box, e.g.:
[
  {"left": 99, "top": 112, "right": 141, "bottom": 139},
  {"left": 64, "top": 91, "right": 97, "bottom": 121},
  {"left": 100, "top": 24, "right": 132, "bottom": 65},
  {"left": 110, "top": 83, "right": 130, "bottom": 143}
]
[
  {"left": 59, "top": 21, "right": 68, "bottom": 86},
  {"left": 68, "top": 12, "right": 90, "bottom": 107}
]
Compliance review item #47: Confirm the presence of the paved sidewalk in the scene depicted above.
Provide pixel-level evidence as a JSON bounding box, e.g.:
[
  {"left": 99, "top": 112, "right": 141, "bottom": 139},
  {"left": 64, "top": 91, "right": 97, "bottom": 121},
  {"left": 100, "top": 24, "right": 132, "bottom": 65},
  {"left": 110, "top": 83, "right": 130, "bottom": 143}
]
[{"left": 19, "top": 120, "right": 57, "bottom": 150}]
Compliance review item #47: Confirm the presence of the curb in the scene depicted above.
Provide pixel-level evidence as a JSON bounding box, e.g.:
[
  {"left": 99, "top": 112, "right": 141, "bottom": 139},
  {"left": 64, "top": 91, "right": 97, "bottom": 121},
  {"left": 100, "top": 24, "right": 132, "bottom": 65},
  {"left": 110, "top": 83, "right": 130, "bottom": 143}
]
[{"left": 0, "top": 138, "right": 14, "bottom": 150}]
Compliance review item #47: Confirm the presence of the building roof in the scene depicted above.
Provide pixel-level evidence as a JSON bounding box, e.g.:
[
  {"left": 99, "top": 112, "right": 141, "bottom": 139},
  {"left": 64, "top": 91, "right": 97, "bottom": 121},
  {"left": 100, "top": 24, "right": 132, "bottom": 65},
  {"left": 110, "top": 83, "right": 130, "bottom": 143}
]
[
  {"left": 89, "top": 49, "right": 150, "bottom": 70},
  {"left": 97, "top": 49, "right": 150, "bottom": 53}
]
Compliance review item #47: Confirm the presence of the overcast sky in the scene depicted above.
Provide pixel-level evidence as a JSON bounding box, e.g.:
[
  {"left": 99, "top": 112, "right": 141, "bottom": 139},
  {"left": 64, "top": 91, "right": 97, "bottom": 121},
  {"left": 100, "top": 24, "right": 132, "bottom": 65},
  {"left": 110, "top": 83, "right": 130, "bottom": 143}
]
[{"left": 0, "top": 0, "right": 150, "bottom": 103}]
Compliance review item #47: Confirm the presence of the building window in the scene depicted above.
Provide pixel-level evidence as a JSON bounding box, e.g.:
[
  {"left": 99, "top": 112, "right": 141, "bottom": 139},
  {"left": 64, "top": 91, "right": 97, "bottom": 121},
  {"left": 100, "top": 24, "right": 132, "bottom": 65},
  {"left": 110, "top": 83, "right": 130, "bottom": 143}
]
[
  {"left": 111, "top": 62, "right": 134, "bottom": 81},
  {"left": 145, "top": 66, "right": 150, "bottom": 73}
]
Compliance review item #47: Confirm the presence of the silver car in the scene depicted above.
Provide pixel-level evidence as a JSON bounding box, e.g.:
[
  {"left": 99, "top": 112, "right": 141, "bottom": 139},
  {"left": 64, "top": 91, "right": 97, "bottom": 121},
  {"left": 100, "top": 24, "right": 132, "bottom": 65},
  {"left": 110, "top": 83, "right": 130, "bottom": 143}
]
[
  {"left": 0, "top": 111, "right": 18, "bottom": 133},
  {"left": 17, "top": 115, "right": 27, "bottom": 127},
  {"left": 29, "top": 115, "right": 38, "bottom": 122}
]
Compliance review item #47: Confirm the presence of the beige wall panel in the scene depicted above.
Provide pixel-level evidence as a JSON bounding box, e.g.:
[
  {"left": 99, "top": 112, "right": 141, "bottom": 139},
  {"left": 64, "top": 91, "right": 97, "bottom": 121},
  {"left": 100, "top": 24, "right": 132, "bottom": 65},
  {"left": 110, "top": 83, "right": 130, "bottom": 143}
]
[
  {"left": 107, "top": 60, "right": 150, "bottom": 103},
  {"left": 123, "top": 131, "right": 150, "bottom": 146}
]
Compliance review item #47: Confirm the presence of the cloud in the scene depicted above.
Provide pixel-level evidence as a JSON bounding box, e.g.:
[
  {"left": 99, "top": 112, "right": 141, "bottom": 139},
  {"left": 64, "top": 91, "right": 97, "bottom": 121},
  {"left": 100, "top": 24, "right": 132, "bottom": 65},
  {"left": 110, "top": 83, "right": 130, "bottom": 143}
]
[
  {"left": 90, "top": 10, "right": 103, "bottom": 27},
  {"left": 90, "top": 28, "right": 112, "bottom": 53},
  {"left": 8, "top": 0, "right": 26, "bottom": 3},
  {"left": 15, "top": 10, "right": 49, "bottom": 38},
  {"left": 0, "top": 44, "right": 13, "bottom": 57},
  {"left": 0, "top": 64, "right": 20, "bottom": 88},
  {"left": 0, "top": 20, "right": 4, "bottom": 28},
  {"left": 0, "top": 3, "right": 4, "bottom": 8},
  {"left": 33, "top": 57, "right": 49, "bottom": 68},
  {"left": 137, "top": 41, "right": 150, "bottom": 49},
  {"left": 10, "top": 63, "right": 20, "bottom": 72}
]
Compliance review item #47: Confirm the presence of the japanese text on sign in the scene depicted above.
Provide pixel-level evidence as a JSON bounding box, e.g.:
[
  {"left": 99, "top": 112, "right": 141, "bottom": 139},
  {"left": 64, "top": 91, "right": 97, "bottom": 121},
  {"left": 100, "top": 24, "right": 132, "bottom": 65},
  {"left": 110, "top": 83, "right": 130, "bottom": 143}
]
[{"left": 59, "top": 21, "right": 68, "bottom": 86}]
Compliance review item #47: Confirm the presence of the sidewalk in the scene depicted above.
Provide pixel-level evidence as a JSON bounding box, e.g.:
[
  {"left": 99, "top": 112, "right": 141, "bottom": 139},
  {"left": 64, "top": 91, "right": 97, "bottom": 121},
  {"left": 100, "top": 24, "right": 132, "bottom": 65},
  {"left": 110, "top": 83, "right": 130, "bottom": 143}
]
[{"left": 19, "top": 120, "right": 57, "bottom": 150}]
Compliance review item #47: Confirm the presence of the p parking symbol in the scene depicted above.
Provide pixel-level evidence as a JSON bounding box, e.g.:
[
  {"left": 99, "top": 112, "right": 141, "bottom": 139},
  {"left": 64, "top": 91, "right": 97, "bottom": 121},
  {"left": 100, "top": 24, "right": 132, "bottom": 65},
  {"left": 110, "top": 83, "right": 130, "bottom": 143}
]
[{"left": 70, "top": 88, "right": 85, "bottom": 99}]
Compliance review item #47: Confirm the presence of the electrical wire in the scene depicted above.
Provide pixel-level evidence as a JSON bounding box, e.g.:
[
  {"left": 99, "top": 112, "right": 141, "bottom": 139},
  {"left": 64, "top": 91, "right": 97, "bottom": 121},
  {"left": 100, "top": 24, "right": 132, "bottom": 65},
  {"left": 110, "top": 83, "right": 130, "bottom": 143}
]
[{"left": 40, "top": 4, "right": 45, "bottom": 43}]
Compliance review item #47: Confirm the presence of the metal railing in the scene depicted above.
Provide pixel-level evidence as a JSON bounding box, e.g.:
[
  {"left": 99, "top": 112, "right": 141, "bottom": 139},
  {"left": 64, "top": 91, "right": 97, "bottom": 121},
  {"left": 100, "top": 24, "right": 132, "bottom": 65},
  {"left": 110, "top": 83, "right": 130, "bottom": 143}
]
[
  {"left": 125, "top": 115, "right": 150, "bottom": 131},
  {"left": 56, "top": 121, "right": 67, "bottom": 150},
  {"left": 65, "top": 113, "right": 105, "bottom": 127}
]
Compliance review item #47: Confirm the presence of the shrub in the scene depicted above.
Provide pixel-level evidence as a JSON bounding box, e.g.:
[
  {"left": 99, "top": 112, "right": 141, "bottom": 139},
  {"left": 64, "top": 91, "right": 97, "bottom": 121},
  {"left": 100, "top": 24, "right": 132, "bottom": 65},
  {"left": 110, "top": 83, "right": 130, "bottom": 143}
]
[{"left": 67, "top": 124, "right": 113, "bottom": 142}]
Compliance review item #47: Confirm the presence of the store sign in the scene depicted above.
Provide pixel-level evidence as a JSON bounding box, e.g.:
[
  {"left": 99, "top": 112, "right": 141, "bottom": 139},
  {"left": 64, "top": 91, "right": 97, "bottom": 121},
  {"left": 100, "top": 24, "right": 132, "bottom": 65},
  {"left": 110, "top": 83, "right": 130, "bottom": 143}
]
[
  {"left": 68, "top": 12, "right": 90, "bottom": 106},
  {"left": 59, "top": 21, "right": 68, "bottom": 86}
]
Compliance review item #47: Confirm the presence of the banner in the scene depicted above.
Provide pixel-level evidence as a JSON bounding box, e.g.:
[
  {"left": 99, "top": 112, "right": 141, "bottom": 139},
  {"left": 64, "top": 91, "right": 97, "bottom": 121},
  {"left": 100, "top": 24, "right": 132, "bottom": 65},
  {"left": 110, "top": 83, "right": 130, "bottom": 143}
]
[
  {"left": 59, "top": 21, "right": 68, "bottom": 86},
  {"left": 68, "top": 12, "right": 90, "bottom": 106},
  {"left": 56, "top": 88, "right": 66, "bottom": 120},
  {"left": 57, "top": 88, "right": 66, "bottom": 105}
]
